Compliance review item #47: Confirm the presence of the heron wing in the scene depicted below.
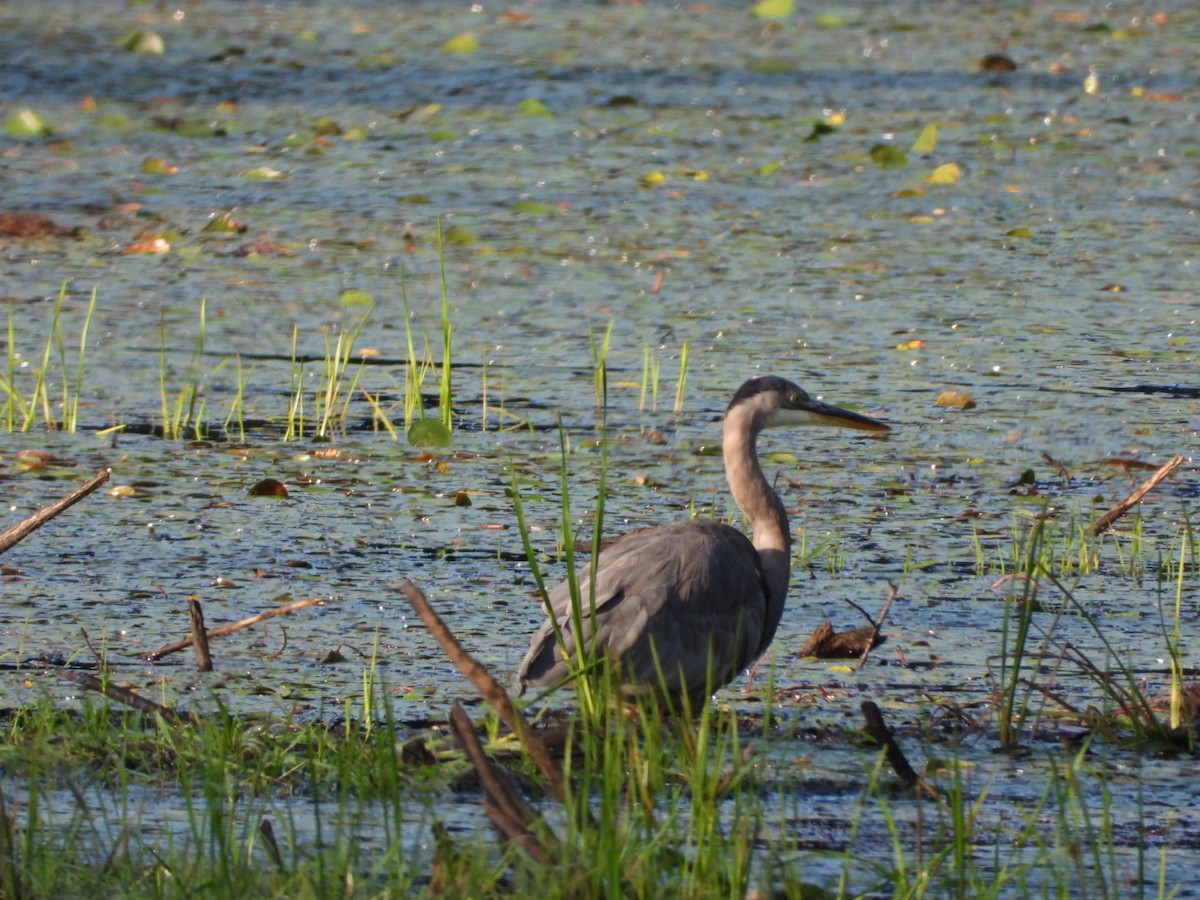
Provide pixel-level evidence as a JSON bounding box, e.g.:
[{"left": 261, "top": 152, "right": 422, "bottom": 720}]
[{"left": 517, "top": 519, "right": 770, "bottom": 698}]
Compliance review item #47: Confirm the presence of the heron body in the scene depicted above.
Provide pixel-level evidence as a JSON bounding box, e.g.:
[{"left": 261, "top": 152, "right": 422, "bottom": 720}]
[{"left": 516, "top": 375, "right": 889, "bottom": 706}]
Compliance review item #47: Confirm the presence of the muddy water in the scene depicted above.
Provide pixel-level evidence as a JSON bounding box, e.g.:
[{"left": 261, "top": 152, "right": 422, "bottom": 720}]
[{"left": 1, "top": 0, "right": 1198, "bottom": 892}]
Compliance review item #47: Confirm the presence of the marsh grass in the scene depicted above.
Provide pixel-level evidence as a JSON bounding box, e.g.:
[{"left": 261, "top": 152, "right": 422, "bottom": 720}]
[
  {"left": 314, "top": 311, "right": 371, "bottom": 440},
  {"left": 284, "top": 323, "right": 306, "bottom": 441},
  {"left": 0, "top": 284, "right": 96, "bottom": 433},
  {"left": 159, "top": 298, "right": 208, "bottom": 440},
  {"left": 398, "top": 272, "right": 441, "bottom": 433},
  {"left": 995, "top": 504, "right": 1197, "bottom": 749},
  {"left": 0, "top": 273, "right": 455, "bottom": 441},
  {"left": 0, "top": 673, "right": 432, "bottom": 898},
  {"left": 222, "top": 354, "right": 252, "bottom": 443}
]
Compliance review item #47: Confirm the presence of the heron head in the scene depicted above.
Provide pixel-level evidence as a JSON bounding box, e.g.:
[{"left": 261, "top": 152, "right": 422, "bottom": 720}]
[{"left": 726, "top": 376, "right": 890, "bottom": 433}]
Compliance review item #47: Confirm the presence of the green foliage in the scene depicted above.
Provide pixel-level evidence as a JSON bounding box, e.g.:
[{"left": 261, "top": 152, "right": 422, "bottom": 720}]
[
  {"left": 517, "top": 97, "right": 553, "bottom": 118},
  {"left": 159, "top": 298, "right": 209, "bottom": 440},
  {"left": 5, "top": 108, "right": 52, "bottom": 137},
  {"left": 911, "top": 122, "right": 939, "bottom": 153},
  {"left": 0, "top": 282, "right": 95, "bottom": 432},
  {"left": 869, "top": 143, "right": 909, "bottom": 167},
  {"left": 752, "top": 0, "right": 794, "bottom": 20}
]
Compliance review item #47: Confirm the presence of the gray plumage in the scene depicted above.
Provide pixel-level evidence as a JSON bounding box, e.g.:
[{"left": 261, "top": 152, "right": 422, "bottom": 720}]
[{"left": 516, "top": 375, "right": 889, "bottom": 706}]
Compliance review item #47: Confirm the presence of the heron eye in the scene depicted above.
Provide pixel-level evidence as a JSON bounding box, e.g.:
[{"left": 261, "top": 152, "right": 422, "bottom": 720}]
[{"left": 788, "top": 392, "right": 802, "bottom": 404}]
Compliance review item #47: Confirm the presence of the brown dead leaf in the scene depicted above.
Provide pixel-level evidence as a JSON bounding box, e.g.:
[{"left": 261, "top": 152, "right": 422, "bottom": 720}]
[
  {"left": 248, "top": 478, "right": 289, "bottom": 498},
  {"left": 0, "top": 212, "right": 80, "bottom": 239},
  {"left": 126, "top": 234, "right": 170, "bottom": 254},
  {"left": 936, "top": 389, "right": 976, "bottom": 409}
]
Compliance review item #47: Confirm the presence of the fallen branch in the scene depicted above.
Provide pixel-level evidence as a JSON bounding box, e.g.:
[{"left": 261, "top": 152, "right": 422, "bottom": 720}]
[
  {"left": 448, "top": 701, "right": 555, "bottom": 862},
  {"left": 796, "top": 582, "right": 897, "bottom": 665},
  {"left": 1090, "top": 454, "right": 1184, "bottom": 536},
  {"left": 0, "top": 468, "right": 110, "bottom": 555},
  {"left": 861, "top": 700, "right": 937, "bottom": 799},
  {"left": 859, "top": 581, "right": 899, "bottom": 669},
  {"left": 143, "top": 596, "right": 324, "bottom": 661},
  {"left": 797, "top": 622, "right": 878, "bottom": 659},
  {"left": 57, "top": 669, "right": 197, "bottom": 726},
  {"left": 400, "top": 579, "right": 566, "bottom": 803},
  {"left": 189, "top": 598, "right": 213, "bottom": 671},
  {"left": 258, "top": 818, "right": 285, "bottom": 872}
]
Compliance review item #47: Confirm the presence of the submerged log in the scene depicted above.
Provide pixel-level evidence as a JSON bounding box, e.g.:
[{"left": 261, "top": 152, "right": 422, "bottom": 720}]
[{"left": 799, "top": 621, "right": 884, "bottom": 659}]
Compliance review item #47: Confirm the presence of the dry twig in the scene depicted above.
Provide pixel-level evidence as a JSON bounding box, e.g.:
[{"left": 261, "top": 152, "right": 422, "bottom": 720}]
[
  {"left": 448, "top": 702, "right": 554, "bottom": 862},
  {"left": 400, "top": 579, "right": 566, "bottom": 802},
  {"left": 1090, "top": 454, "right": 1184, "bottom": 536},
  {"left": 861, "top": 700, "right": 937, "bottom": 799},
  {"left": 143, "top": 596, "right": 323, "bottom": 660},
  {"left": 189, "top": 598, "right": 213, "bottom": 671},
  {"left": 57, "top": 669, "right": 197, "bottom": 725},
  {"left": 0, "top": 469, "right": 110, "bottom": 555},
  {"left": 859, "top": 581, "right": 899, "bottom": 668}
]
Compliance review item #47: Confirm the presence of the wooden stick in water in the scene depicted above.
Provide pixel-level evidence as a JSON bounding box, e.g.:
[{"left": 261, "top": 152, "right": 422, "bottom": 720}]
[
  {"left": 144, "top": 596, "right": 323, "bottom": 660},
  {"left": 861, "top": 700, "right": 937, "bottom": 799},
  {"left": 57, "top": 669, "right": 197, "bottom": 726},
  {"left": 448, "top": 702, "right": 553, "bottom": 862},
  {"left": 1090, "top": 454, "right": 1184, "bottom": 536},
  {"left": 189, "top": 598, "right": 213, "bottom": 671},
  {"left": 0, "top": 468, "right": 110, "bottom": 555},
  {"left": 400, "top": 578, "right": 566, "bottom": 803}
]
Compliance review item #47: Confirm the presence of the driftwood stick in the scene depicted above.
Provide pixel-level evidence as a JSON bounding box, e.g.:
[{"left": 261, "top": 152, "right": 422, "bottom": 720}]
[
  {"left": 449, "top": 702, "right": 553, "bottom": 862},
  {"left": 1090, "top": 454, "right": 1184, "bottom": 536},
  {"left": 57, "top": 669, "right": 197, "bottom": 725},
  {"left": 861, "top": 701, "right": 937, "bottom": 799},
  {"left": 400, "top": 579, "right": 566, "bottom": 803},
  {"left": 258, "top": 818, "right": 285, "bottom": 872},
  {"left": 858, "top": 581, "right": 899, "bottom": 669},
  {"left": 0, "top": 468, "right": 110, "bottom": 555},
  {"left": 79, "top": 628, "right": 109, "bottom": 674},
  {"left": 189, "top": 598, "right": 213, "bottom": 672},
  {"left": 143, "top": 597, "right": 324, "bottom": 661}
]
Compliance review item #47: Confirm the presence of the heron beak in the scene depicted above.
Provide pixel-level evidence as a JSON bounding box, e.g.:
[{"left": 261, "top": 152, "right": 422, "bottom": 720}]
[{"left": 802, "top": 399, "right": 890, "bottom": 433}]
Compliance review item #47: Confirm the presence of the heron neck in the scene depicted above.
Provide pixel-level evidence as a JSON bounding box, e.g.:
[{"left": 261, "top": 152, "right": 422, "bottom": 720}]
[{"left": 723, "top": 410, "right": 791, "bottom": 608}]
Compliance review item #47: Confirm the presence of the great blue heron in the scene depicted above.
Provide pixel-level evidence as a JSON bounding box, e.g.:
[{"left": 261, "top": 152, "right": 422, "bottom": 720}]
[{"left": 516, "top": 375, "right": 890, "bottom": 706}]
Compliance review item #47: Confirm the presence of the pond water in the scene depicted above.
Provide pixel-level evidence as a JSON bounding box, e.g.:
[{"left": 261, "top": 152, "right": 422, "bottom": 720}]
[{"left": 1, "top": 0, "right": 1198, "bottom": 893}]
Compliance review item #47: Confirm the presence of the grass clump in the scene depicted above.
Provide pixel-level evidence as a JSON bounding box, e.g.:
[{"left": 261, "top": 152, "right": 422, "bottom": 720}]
[
  {"left": 993, "top": 503, "right": 1198, "bottom": 750},
  {"left": 0, "top": 283, "right": 96, "bottom": 433},
  {"left": 0, "top": 684, "right": 440, "bottom": 898}
]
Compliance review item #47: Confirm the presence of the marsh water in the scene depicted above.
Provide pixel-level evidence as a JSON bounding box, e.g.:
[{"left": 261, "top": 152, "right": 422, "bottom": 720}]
[{"left": 1, "top": 0, "right": 1198, "bottom": 893}]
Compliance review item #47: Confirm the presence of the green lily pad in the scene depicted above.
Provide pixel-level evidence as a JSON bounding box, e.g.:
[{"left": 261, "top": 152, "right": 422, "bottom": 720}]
[
  {"left": 203, "top": 212, "right": 246, "bottom": 234},
  {"left": 443, "top": 225, "right": 478, "bottom": 244},
  {"left": 804, "top": 121, "right": 836, "bottom": 143},
  {"left": 753, "top": 0, "right": 794, "bottom": 19},
  {"left": 120, "top": 30, "right": 165, "bottom": 54},
  {"left": 442, "top": 33, "right": 478, "bottom": 55},
  {"left": 911, "top": 123, "right": 939, "bottom": 154},
  {"left": 517, "top": 98, "right": 553, "bottom": 117},
  {"left": 511, "top": 200, "right": 556, "bottom": 216},
  {"left": 244, "top": 166, "right": 285, "bottom": 180},
  {"left": 6, "top": 109, "right": 52, "bottom": 138},
  {"left": 814, "top": 12, "right": 849, "bottom": 27},
  {"left": 407, "top": 418, "right": 453, "bottom": 448},
  {"left": 339, "top": 289, "right": 374, "bottom": 307},
  {"left": 869, "top": 144, "right": 909, "bottom": 167}
]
